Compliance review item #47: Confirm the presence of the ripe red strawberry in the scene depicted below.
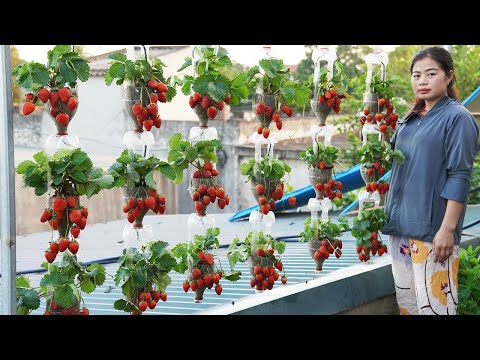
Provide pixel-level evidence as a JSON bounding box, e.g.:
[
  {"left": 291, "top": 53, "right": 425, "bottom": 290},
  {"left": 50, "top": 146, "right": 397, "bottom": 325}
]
[
  {"left": 69, "top": 209, "right": 82, "bottom": 224},
  {"left": 207, "top": 106, "right": 218, "bottom": 119},
  {"left": 262, "top": 128, "right": 270, "bottom": 139},
  {"left": 56, "top": 113, "right": 70, "bottom": 127},
  {"left": 150, "top": 93, "right": 159, "bottom": 103},
  {"left": 257, "top": 248, "right": 265, "bottom": 257},
  {"left": 189, "top": 96, "right": 197, "bottom": 108},
  {"left": 145, "top": 196, "right": 156, "bottom": 210},
  {"left": 147, "top": 79, "right": 158, "bottom": 89},
  {"left": 191, "top": 268, "right": 202, "bottom": 280},
  {"left": 157, "top": 92, "right": 167, "bottom": 103},
  {"left": 45, "top": 251, "right": 56, "bottom": 263},
  {"left": 256, "top": 184, "right": 265, "bottom": 195},
  {"left": 379, "top": 124, "right": 388, "bottom": 133},
  {"left": 217, "top": 199, "right": 226, "bottom": 209},
  {"left": 288, "top": 197, "right": 296, "bottom": 207},
  {"left": 66, "top": 196, "right": 77, "bottom": 208},
  {"left": 257, "top": 125, "right": 263, "bottom": 134},
  {"left": 213, "top": 273, "right": 221, "bottom": 285},
  {"left": 147, "top": 103, "right": 158, "bottom": 117},
  {"left": 49, "top": 219, "right": 60, "bottom": 230},
  {"left": 143, "top": 119, "right": 154, "bottom": 131},
  {"left": 275, "top": 261, "right": 283, "bottom": 271},
  {"left": 202, "top": 195, "right": 211, "bottom": 205},
  {"left": 77, "top": 217, "right": 87, "bottom": 230},
  {"left": 43, "top": 311, "right": 52, "bottom": 315},
  {"left": 53, "top": 197, "right": 67, "bottom": 212},
  {"left": 148, "top": 300, "right": 157, "bottom": 309},
  {"left": 70, "top": 226, "right": 80, "bottom": 238},
  {"left": 81, "top": 207, "right": 88, "bottom": 219},
  {"left": 25, "top": 93, "right": 34, "bottom": 101},
  {"left": 77, "top": 308, "right": 90, "bottom": 315},
  {"left": 217, "top": 101, "right": 225, "bottom": 111},
  {"left": 68, "top": 241, "right": 79, "bottom": 254},
  {"left": 67, "top": 97, "right": 78, "bottom": 111},
  {"left": 224, "top": 95, "right": 230, "bottom": 104},
  {"left": 40, "top": 209, "right": 52, "bottom": 223},
  {"left": 215, "top": 285, "right": 223, "bottom": 295},
  {"left": 195, "top": 202, "right": 204, "bottom": 214},
  {"left": 182, "top": 282, "right": 190, "bottom": 293},
  {"left": 50, "top": 107, "right": 59, "bottom": 117},
  {"left": 49, "top": 242, "right": 59, "bottom": 253},
  {"left": 22, "top": 102, "right": 35, "bottom": 115},
  {"left": 276, "top": 121, "right": 282, "bottom": 130},
  {"left": 138, "top": 301, "right": 148, "bottom": 312},
  {"left": 132, "top": 103, "right": 142, "bottom": 116},
  {"left": 157, "top": 82, "right": 168, "bottom": 92},
  {"left": 201, "top": 96, "right": 211, "bottom": 109},
  {"left": 159, "top": 292, "right": 167, "bottom": 302},
  {"left": 49, "top": 91, "right": 59, "bottom": 107},
  {"left": 58, "top": 87, "right": 71, "bottom": 102},
  {"left": 38, "top": 88, "right": 50, "bottom": 103},
  {"left": 204, "top": 253, "right": 214, "bottom": 265},
  {"left": 153, "top": 116, "right": 161, "bottom": 128},
  {"left": 58, "top": 237, "right": 70, "bottom": 252}
]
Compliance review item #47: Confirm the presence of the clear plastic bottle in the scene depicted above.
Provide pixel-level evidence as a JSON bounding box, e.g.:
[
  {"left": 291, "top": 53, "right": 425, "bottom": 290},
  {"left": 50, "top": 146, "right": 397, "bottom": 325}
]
[{"left": 365, "top": 48, "right": 389, "bottom": 93}]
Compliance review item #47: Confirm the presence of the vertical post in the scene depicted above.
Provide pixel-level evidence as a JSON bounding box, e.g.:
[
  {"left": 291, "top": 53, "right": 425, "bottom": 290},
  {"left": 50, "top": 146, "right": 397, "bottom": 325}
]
[{"left": 0, "top": 45, "right": 17, "bottom": 314}]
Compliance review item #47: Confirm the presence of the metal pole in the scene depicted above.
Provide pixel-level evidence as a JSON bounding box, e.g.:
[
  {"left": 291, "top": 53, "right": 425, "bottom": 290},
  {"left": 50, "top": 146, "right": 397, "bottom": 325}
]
[{"left": 0, "top": 45, "right": 17, "bottom": 315}]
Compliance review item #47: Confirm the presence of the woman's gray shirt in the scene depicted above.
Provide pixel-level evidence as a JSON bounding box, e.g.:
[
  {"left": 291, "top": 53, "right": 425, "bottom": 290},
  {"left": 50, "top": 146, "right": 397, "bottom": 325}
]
[{"left": 382, "top": 96, "right": 479, "bottom": 244}]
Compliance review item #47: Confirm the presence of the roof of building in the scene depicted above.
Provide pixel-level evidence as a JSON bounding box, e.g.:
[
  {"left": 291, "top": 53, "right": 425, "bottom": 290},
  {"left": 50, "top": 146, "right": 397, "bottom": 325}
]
[{"left": 87, "top": 45, "right": 190, "bottom": 77}]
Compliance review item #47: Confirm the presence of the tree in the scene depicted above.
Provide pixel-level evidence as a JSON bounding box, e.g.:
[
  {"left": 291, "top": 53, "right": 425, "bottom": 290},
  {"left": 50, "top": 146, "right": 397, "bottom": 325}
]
[
  {"left": 10, "top": 45, "right": 25, "bottom": 105},
  {"left": 453, "top": 45, "right": 480, "bottom": 101}
]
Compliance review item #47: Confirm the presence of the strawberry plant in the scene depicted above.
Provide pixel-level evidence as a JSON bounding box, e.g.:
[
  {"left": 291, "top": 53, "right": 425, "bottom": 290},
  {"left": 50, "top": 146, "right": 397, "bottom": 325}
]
[
  {"left": 300, "top": 143, "right": 344, "bottom": 200},
  {"left": 246, "top": 57, "right": 310, "bottom": 137},
  {"left": 172, "top": 227, "right": 241, "bottom": 302},
  {"left": 104, "top": 48, "right": 176, "bottom": 132},
  {"left": 108, "top": 149, "right": 176, "bottom": 224},
  {"left": 16, "top": 275, "right": 41, "bottom": 315},
  {"left": 350, "top": 208, "right": 389, "bottom": 262},
  {"left": 299, "top": 217, "right": 349, "bottom": 270},
  {"left": 227, "top": 231, "right": 287, "bottom": 291},
  {"left": 175, "top": 46, "right": 250, "bottom": 125},
  {"left": 113, "top": 240, "right": 177, "bottom": 314},
  {"left": 240, "top": 156, "right": 292, "bottom": 214},
  {"left": 360, "top": 73, "right": 401, "bottom": 135},
  {"left": 358, "top": 139, "right": 404, "bottom": 193},
  {"left": 12, "top": 45, "right": 89, "bottom": 131},
  {"left": 308, "top": 62, "right": 348, "bottom": 123},
  {"left": 167, "top": 133, "right": 231, "bottom": 215}
]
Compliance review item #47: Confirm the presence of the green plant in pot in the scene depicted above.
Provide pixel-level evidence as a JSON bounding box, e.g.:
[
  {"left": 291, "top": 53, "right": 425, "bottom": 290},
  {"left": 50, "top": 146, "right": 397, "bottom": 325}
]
[
  {"left": 299, "top": 217, "right": 349, "bottom": 271},
  {"left": 12, "top": 45, "right": 89, "bottom": 134},
  {"left": 108, "top": 149, "right": 176, "bottom": 229},
  {"left": 308, "top": 62, "right": 348, "bottom": 125},
  {"left": 175, "top": 45, "right": 250, "bottom": 127},
  {"left": 167, "top": 133, "right": 230, "bottom": 216},
  {"left": 300, "top": 142, "right": 344, "bottom": 201},
  {"left": 113, "top": 240, "right": 177, "bottom": 315},
  {"left": 350, "top": 208, "right": 389, "bottom": 262},
  {"left": 104, "top": 47, "right": 176, "bottom": 132},
  {"left": 240, "top": 155, "right": 292, "bottom": 215},
  {"left": 172, "top": 227, "right": 241, "bottom": 302},
  {"left": 246, "top": 57, "right": 310, "bottom": 138},
  {"left": 357, "top": 138, "right": 404, "bottom": 193},
  {"left": 227, "top": 231, "right": 287, "bottom": 291}
]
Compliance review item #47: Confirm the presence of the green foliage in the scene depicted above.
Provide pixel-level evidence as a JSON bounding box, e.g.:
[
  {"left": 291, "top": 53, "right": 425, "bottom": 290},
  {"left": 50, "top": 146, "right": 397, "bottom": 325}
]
[
  {"left": 12, "top": 45, "right": 90, "bottom": 93},
  {"left": 108, "top": 149, "right": 176, "bottom": 190},
  {"left": 16, "top": 275, "right": 41, "bottom": 315},
  {"left": 247, "top": 58, "right": 310, "bottom": 107},
  {"left": 39, "top": 252, "right": 106, "bottom": 311},
  {"left": 104, "top": 51, "right": 176, "bottom": 101},
  {"left": 114, "top": 240, "right": 177, "bottom": 313},
  {"left": 240, "top": 156, "right": 291, "bottom": 182},
  {"left": 350, "top": 208, "right": 388, "bottom": 246},
  {"left": 310, "top": 62, "right": 348, "bottom": 98},
  {"left": 171, "top": 227, "right": 241, "bottom": 280},
  {"left": 299, "top": 143, "right": 339, "bottom": 169},
  {"left": 358, "top": 139, "right": 405, "bottom": 171},
  {"left": 175, "top": 46, "right": 249, "bottom": 105},
  {"left": 458, "top": 245, "right": 480, "bottom": 315},
  {"left": 227, "top": 231, "right": 286, "bottom": 270},
  {"left": 16, "top": 149, "right": 113, "bottom": 197},
  {"left": 453, "top": 45, "right": 480, "bottom": 101},
  {"left": 468, "top": 153, "right": 480, "bottom": 204},
  {"left": 299, "top": 217, "right": 349, "bottom": 243},
  {"left": 167, "top": 133, "right": 222, "bottom": 184}
]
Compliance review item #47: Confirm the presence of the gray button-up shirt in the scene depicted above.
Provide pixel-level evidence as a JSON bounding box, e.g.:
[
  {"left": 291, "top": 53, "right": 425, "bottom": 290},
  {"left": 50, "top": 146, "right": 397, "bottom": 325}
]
[{"left": 382, "top": 95, "right": 479, "bottom": 244}]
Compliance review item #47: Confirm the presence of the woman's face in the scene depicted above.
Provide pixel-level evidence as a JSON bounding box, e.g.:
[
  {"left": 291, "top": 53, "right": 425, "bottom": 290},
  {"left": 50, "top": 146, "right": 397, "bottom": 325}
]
[{"left": 411, "top": 57, "right": 453, "bottom": 105}]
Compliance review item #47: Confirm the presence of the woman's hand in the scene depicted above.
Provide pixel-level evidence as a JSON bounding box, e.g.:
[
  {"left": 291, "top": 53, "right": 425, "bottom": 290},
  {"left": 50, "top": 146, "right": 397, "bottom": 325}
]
[{"left": 432, "top": 228, "right": 455, "bottom": 263}]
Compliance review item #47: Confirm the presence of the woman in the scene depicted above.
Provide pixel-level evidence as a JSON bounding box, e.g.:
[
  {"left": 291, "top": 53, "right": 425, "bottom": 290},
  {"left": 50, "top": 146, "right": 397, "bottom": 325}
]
[{"left": 382, "top": 47, "right": 479, "bottom": 315}]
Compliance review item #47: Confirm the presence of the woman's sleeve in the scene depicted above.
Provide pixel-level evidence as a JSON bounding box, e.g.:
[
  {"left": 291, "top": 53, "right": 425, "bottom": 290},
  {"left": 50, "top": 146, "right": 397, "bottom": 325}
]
[{"left": 441, "top": 111, "right": 479, "bottom": 203}]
